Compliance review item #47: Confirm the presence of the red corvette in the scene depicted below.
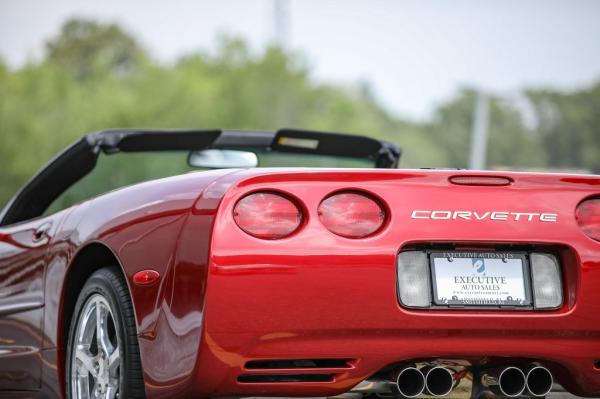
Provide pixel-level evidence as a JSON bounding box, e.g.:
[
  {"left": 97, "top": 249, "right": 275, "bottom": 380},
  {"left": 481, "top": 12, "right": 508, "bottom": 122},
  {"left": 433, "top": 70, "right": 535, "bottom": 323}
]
[{"left": 0, "top": 128, "right": 599, "bottom": 399}]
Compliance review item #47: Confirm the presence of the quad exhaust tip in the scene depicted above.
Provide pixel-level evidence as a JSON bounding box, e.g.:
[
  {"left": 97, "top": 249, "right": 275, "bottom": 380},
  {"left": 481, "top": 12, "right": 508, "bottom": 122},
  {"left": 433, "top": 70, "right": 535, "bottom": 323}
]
[
  {"left": 424, "top": 366, "right": 454, "bottom": 397},
  {"left": 393, "top": 363, "right": 552, "bottom": 399},
  {"left": 482, "top": 366, "right": 526, "bottom": 397},
  {"left": 499, "top": 366, "right": 527, "bottom": 397},
  {"left": 396, "top": 367, "right": 425, "bottom": 398},
  {"left": 526, "top": 366, "right": 553, "bottom": 397}
]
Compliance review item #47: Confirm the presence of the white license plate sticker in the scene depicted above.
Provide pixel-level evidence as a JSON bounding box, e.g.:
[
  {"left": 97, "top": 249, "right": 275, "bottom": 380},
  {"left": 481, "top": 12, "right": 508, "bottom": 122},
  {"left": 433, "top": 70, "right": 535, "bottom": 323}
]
[{"left": 432, "top": 253, "right": 529, "bottom": 306}]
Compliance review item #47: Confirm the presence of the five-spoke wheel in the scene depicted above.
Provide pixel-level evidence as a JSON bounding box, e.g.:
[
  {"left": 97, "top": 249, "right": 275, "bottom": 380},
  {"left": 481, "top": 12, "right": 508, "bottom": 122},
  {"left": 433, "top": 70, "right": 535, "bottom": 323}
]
[
  {"left": 71, "top": 294, "right": 120, "bottom": 398},
  {"left": 66, "top": 267, "right": 145, "bottom": 399}
]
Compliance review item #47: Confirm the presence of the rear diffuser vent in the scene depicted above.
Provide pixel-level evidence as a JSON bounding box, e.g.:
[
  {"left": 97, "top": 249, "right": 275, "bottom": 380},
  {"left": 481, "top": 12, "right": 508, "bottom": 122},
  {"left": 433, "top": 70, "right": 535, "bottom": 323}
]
[
  {"left": 245, "top": 359, "right": 350, "bottom": 370},
  {"left": 238, "top": 374, "right": 334, "bottom": 383}
]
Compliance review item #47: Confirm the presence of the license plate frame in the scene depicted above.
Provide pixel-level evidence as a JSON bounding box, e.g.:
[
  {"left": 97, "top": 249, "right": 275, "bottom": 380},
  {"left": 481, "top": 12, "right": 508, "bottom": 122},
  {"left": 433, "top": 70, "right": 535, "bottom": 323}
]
[{"left": 430, "top": 251, "right": 533, "bottom": 308}]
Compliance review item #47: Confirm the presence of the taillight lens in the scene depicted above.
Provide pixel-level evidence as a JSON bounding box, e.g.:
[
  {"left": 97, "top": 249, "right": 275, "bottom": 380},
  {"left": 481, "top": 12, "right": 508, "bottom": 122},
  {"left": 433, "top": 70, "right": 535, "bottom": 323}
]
[
  {"left": 233, "top": 192, "right": 302, "bottom": 239},
  {"left": 318, "top": 191, "right": 385, "bottom": 238},
  {"left": 530, "top": 253, "right": 563, "bottom": 309},
  {"left": 576, "top": 198, "right": 600, "bottom": 241},
  {"left": 397, "top": 251, "right": 431, "bottom": 308}
]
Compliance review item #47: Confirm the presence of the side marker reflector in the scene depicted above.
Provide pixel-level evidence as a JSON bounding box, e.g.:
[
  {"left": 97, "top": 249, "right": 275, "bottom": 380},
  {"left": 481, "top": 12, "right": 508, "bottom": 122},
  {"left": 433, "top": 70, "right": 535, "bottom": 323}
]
[{"left": 133, "top": 270, "right": 160, "bottom": 286}]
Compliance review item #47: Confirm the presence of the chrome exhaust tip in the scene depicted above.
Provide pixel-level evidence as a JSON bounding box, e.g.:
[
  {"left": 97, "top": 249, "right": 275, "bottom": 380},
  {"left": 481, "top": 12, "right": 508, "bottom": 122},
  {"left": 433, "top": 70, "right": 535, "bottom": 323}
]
[
  {"left": 396, "top": 366, "right": 426, "bottom": 398},
  {"left": 482, "top": 366, "right": 527, "bottom": 398},
  {"left": 499, "top": 367, "right": 527, "bottom": 398},
  {"left": 424, "top": 366, "right": 454, "bottom": 397},
  {"left": 525, "top": 366, "right": 553, "bottom": 397}
]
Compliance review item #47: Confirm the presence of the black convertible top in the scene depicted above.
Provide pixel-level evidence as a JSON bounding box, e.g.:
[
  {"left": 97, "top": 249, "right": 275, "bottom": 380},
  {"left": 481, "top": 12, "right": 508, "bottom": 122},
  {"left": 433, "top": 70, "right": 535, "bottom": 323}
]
[{"left": 0, "top": 128, "right": 401, "bottom": 226}]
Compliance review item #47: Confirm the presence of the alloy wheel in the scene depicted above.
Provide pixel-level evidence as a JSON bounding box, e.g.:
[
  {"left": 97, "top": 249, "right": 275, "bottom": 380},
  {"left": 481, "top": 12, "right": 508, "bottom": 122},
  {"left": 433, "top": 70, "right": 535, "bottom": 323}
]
[{"left": 70, "top": 294, "right": 121, "bottom": 399}]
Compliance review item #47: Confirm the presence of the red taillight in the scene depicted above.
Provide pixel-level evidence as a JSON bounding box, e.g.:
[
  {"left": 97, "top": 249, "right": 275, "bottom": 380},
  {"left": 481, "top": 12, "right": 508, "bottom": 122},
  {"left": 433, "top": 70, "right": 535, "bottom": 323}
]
[
  {"left": 576, "top": 198, "right": 600, "bottom": 241},
  {"left": 233, "top": 192, "right": 302, "bottom": 239},
  {"left": 318, "top": 191, "right": 385, "bottom": 238}
]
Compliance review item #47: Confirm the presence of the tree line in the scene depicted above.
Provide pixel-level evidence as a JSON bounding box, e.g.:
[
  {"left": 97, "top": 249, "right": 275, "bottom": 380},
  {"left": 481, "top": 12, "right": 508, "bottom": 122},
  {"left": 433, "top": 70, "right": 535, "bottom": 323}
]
[{"left": 1, "top": 18, "right": 598, "bottom": 208}]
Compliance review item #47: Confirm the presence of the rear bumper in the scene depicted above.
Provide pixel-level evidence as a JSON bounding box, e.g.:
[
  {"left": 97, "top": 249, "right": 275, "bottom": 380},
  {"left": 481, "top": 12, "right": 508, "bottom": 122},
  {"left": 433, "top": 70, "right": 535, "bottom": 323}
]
[
  {"left": 195, "top": 329, "right": 600, "bottom": 397},
  {"left": 192, "top": 244, "right": 600, "bottom": 397}
]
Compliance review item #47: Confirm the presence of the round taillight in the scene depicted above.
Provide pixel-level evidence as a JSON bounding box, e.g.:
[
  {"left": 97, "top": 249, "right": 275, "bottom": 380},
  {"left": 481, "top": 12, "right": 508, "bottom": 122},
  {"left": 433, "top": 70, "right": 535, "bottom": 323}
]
[
  {"left": 318, "top": 191, "right": 385, "bottom": 238},
  {"left": 576, "top": 198, "right": 600, "bottom": 241},
  {"left": 233, "top": 192, "right": 302, "bottom": 239}
]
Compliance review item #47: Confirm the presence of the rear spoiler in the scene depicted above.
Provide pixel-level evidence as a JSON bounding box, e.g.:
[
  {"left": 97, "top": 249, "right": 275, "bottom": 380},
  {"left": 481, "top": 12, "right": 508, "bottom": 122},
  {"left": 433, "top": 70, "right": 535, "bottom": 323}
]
[
  {"left": 1, "top": 128, "right": 401, "bottom": 226},
  {"left": 273, "top": 129, "right": 400, "bottom": 168},
  {"left": 90, "top": 128, "right": 401, "bottom": 167}
]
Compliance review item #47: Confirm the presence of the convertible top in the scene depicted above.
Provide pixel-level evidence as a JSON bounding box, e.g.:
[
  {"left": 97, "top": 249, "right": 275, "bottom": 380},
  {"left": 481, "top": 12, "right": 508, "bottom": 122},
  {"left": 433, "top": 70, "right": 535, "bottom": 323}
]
[{"left": 0, "top": 128, "right": 400, "bottom": 226}]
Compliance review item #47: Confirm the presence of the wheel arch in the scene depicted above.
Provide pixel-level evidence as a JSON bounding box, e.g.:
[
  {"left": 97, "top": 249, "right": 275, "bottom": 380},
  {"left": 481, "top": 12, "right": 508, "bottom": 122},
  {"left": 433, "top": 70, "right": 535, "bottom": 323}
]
[{"left": 58, "top": 241, "right": 139, "bottom": 395}]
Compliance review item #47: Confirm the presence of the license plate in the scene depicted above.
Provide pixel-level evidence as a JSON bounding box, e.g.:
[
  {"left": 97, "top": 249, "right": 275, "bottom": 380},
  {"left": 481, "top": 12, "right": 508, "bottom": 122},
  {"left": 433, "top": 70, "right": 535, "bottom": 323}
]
[{"left": 431, "top": 251, "right": 531, "bottom": 307}]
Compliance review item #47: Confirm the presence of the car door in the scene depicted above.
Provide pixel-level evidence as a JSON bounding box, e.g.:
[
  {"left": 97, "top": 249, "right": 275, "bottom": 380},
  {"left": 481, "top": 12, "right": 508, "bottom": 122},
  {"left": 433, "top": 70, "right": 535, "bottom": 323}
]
[{"left": 0, "top": 216, "right": 51, "bottom": 391}]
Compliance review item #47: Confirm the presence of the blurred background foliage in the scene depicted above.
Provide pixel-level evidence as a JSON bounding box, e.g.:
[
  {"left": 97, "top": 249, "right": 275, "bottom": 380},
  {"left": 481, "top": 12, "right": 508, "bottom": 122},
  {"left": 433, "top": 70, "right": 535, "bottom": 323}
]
[{"left": 1, "top": 18, "right": 599, "bottom": 208}]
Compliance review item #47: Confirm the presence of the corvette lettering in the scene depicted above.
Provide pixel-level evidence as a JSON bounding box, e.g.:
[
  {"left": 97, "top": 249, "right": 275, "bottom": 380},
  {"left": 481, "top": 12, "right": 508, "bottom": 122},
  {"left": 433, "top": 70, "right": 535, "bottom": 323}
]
[{"left": 411, "top": 210, "right": 558, "bottom": 222}]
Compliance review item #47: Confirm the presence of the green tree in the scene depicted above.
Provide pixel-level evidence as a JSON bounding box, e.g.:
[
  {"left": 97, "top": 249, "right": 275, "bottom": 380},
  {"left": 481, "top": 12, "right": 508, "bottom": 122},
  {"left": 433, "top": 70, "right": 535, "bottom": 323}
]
[
  {"left": 1, "top": 18, "right": 600, "bottom": 210},
  {"left": 46, "top": 18, "right": 148, "bottom": 79},
  {"left": 427, "top": 89, "right": 546, "bottom": 169},
  {"left": 527, "top": 83, "right": 600, "bottom": 173}
]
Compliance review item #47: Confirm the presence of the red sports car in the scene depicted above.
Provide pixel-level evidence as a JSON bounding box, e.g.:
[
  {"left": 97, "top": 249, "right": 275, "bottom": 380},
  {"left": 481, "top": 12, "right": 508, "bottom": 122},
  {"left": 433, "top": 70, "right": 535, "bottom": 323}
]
[{"left": 0, "top": 129, "right": 598, "bottom": 399}]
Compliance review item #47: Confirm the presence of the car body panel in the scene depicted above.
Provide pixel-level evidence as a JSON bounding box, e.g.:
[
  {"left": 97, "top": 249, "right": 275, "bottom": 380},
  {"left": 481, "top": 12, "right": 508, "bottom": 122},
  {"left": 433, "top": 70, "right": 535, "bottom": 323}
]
[
  {"left": 195, "top": 169, "right": 600, "bottom": 397},
  {"left": 17, "top": 169, "right": 236, "bottom": 397},
  {"left": 0, "top": 167, "right": 599, "bottom": 397},
  {"left": 0, "top": 214, "right": 55, "bottom": 390}
]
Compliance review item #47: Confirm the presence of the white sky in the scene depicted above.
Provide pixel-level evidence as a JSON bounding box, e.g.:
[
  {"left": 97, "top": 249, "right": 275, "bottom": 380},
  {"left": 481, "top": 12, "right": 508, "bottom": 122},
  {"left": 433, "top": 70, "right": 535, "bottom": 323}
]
[{"left": 1, "top": 0, "right": 599, "bottom": 119}]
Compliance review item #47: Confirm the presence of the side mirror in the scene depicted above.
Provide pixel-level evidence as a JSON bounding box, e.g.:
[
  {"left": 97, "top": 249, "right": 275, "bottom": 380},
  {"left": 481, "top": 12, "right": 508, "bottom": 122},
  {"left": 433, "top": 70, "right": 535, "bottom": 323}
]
[{"left": 188, "top": 149, "right": 258, "bottom": 169}]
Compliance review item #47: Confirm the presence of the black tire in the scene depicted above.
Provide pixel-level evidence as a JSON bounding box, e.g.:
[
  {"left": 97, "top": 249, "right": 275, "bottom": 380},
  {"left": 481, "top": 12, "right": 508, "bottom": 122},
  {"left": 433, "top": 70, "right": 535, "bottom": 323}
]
[{"left": 66, "top": 267, "right": 145, "bottom": 398}]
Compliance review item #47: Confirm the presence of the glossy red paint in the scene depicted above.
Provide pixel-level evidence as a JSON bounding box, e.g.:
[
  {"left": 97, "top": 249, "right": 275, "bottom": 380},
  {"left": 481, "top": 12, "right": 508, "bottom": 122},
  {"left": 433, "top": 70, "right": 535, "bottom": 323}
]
[
  {"left": 0, "top": 168, "right": 599, "bottom": 398},
  {"left": 196, "top": 169, "right": 600, "bottom": 398}
]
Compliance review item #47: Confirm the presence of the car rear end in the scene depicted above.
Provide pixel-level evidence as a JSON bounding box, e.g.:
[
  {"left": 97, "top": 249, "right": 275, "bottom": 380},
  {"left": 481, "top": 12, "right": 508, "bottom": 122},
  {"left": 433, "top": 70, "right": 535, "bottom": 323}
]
[{"left": 192, "top": 169, "right": 600, "bottom": 398}]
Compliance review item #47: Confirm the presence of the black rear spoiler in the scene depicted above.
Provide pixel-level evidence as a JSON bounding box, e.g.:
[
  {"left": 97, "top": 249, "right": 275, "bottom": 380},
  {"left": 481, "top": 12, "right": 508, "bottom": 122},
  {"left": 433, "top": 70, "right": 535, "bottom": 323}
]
[
  {"left": 90, "top": 128, "right": 401, "bottom": 167},
  {"left": 273, "top": 129, "right": 400, "bottom": 168}
]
